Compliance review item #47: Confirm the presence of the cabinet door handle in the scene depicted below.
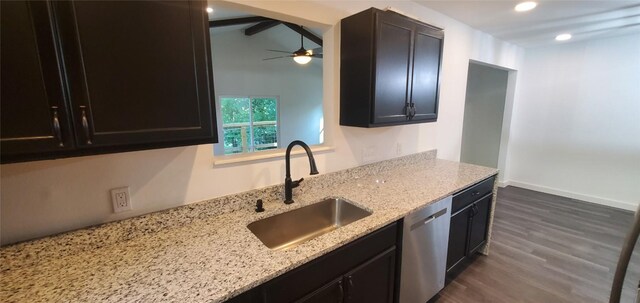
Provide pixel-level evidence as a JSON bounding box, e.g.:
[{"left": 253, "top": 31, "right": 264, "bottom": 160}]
[
  {"left": 472, "top": 204, "right": 479, "bottom": 216},
  {"left": 404, "top": 104, "right": 412, "bottom": 119},
  {"left": 337, "top": 280, "right": 344, "bottom": 303},
  {"left": 79, "top": 106, "right": 92, "bottom": 145},
  {"left": 410, "top": 104, "right": 416, "bottom": 119},
  {"left": 347, "top": 276, "right": 354, "bottom": 302},
  {"left": 51, "top": 106, "right": 64, "bottom": 147}
]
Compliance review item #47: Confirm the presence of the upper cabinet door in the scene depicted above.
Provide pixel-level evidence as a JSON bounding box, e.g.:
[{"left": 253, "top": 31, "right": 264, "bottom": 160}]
[
  {"left": 373, "top": 12, "right": 413, "bottom": 125},
  {"left": 1, "top": 1, "right": 75, "bottom": 159},
  {"left": 53, "top": 0, "right": 216, "bottom": 148},
  {"left": 340, "top": 8, "right": 443, "bottom": 128},
  {"left": 410, "top": 25, "right": 443, "bottom": 122}
]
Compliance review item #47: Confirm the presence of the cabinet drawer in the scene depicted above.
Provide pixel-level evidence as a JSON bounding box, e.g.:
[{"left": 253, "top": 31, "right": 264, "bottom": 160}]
[{"left": 452, "top": 176, "right": 495, "bottom": 214}]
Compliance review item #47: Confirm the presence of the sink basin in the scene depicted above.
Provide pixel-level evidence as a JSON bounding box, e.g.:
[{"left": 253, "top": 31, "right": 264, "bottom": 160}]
[{"left": 247, "top": 198, "right": 372, "bottom": 250}]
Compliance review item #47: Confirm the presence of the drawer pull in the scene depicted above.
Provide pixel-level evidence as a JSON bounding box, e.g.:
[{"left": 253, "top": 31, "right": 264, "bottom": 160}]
[
  {"left": 51, "top": 106, "right": 63, "bottom": 147},
  {"left": 471, "top": 190, "right": 481, "bottom": 196},
  {"left": 79, "top": 105, "right": 92, "bottom": 145},
  {"left": 347, "top": 276, "right": 354, "bottom": 302}
]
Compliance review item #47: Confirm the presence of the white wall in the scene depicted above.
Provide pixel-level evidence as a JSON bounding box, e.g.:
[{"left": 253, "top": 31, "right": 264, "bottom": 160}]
[
  {"left": 460, "top": 62, "right": 509, "bottom": 168},
  {"left": 0, "top": 0, "right": 524, "bottom": 245},
  {"left": 210, "top": 25, "right": 323, "bottom": 154},
  {"left": 504, "top": 33, "right": 640, "bottom": 210}
]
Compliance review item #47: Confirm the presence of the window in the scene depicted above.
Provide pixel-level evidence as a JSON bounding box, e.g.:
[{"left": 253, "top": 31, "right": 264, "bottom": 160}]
[{"left": 220, "top": 96, "right": 279, "bottom": 155}]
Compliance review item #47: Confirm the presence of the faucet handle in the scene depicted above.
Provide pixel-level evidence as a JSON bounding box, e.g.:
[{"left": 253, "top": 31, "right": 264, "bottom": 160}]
[{"left": 291, "top": 178, "right": 304, "bottom": 188}]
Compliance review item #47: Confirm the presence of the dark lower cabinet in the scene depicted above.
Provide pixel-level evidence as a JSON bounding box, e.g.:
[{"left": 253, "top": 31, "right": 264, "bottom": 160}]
[
  {"left": 446, "top": 176, "right": 495, "bottom": 282},
  {"left": 468, "top": 195, "right": 491, "bottom": 254},
  {"left": 225, "top": 222, "right": 400, "bottom": 303},
  {"left": 225, "top": 288, "right": 263, "bottom": 303},
  {"left": 1, "top": 0, "right": 217, "bottom": 163},
  {"left": 446, "top": 206, "right": 472, "bottom": 271},
  {"left": 344, "top": 247, "right": 396, "bottom": 303},
  {"left": 295, "top": 278, "right": 344, "bottom": 303},
  {"left": 294, "top": 248, "right": 397, "bottom": 303}
]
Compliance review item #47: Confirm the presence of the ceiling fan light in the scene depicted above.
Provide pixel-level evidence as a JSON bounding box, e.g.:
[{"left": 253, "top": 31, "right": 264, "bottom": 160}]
[
  {"left": 293, "top": 55, "right": 312, "bottom": 65},
  {"left": 515, "top": 1, "right": 537, "bottom": 12}
]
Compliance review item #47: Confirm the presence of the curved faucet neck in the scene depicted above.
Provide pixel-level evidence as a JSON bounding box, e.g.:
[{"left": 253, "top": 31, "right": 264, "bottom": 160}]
[
  {"left": 285, "top": 140, "right": 316, "bottom": 177},
  {"left": 284, "top": 140, "right": 319, "bottom": 204}
]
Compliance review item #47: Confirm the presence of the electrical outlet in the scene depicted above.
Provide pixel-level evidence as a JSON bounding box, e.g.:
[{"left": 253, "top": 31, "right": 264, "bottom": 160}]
[{"left": 111, "top": 187, "right": 132, "bottom": 213}]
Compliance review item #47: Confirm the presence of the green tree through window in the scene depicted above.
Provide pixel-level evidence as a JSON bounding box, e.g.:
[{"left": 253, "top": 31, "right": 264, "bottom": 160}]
[{"left": 220, "top": 97, "right": 278, "bottom": 154}]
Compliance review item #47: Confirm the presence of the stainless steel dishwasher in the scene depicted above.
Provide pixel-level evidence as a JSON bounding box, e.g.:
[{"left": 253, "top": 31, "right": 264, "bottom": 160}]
[{"left": 399, "top": 196, "right": 452, "bottom": 303}]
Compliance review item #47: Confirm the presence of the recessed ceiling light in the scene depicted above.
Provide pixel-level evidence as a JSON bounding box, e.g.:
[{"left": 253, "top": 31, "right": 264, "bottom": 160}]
[
  {"left": 206, "top": 7, "right": 214, "bottom": 13},
  {"left": 515, "top": 1, "right": 537, "bottom": 12},
  {"left": 555, "top": 33, "right": 572, "bottom": 41}
]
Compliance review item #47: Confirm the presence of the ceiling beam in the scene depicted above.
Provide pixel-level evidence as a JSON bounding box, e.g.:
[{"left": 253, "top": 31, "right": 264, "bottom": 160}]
[
  {"left": 282, "top": 23, "right": 323, "bottom": 46},
  {"left": 209, "top": 17, "right": 324, "bottom": 47},
  {"left": 245, "top": 20, "right": 282, "bottom": 36},
  {"left": 209, "top": 16, "right": 275, "bottom": 28}
]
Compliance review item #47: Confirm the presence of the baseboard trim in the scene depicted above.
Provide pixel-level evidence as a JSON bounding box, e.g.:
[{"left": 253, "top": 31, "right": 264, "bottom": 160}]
[
  {"left": 497, "top": 180, "right": 510, "bottom": 188},
  {"left": 502, "top": 180, "right": 637, "bottom": 211}
]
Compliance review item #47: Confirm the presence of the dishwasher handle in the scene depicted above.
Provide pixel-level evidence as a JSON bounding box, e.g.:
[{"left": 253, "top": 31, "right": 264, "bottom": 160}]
[{"left": 410, "top": 208, "right": 448, "bottom": 231}]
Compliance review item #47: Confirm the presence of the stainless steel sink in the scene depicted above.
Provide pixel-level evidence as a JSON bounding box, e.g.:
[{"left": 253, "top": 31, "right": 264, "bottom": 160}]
[{"left": 247, "top": 198, "right": 372, "bottom": 250}]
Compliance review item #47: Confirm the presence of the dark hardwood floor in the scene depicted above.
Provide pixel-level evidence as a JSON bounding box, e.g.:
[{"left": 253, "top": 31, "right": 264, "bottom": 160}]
[{"left": 437, "top": 186, "right": 640, "bottom": 303}]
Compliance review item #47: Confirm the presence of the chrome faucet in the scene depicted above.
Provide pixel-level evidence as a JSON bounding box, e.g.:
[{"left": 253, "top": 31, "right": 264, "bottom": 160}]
[{"left": 284, "top": 140, "right": 319, "bottom": 204}]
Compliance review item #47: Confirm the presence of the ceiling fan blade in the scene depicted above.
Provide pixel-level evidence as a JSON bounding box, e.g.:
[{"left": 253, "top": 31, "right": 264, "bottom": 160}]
[
  {"left": 311, "top": 54, "right": 323, "bottom": 58},
  {"left": 266, "top": 49, "right": 293, "bottom": 54},
  {"left": 263, "top": 55, "right": 293, "bottom": 61}
]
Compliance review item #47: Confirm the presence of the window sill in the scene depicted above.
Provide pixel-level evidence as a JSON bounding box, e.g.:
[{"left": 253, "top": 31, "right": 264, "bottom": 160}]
[{"left": 213, "top": 144, "right": 334, "bottom": 166}]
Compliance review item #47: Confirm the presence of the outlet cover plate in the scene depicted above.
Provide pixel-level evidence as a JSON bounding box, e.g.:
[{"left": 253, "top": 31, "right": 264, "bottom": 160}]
[{"left": 111, "top": 187, "right": 132, "bottom": 213}]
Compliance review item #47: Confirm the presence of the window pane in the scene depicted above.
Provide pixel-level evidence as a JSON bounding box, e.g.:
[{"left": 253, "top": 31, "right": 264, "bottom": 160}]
[
  {"left": 251, "top": 98, "right": 277, "bottom": 122},
  {"left": 223, "top": 127, "right": 243, "bottom": 154},
  {"left": 221, "top": 97, "right": 250, "bottom": 124},
  {"left": 253, "top": 124, "right": 277, "bottom": 151}
]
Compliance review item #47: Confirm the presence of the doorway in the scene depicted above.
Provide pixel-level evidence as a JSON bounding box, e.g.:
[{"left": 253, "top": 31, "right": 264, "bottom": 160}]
[{"left": 460, "top": 62, "right": 511, "bottom": 168}]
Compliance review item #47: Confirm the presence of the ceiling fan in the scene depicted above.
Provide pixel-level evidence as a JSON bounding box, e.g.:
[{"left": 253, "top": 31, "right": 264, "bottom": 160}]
[{"left": 263, "top": 31, "right": 322, "bottom": 65}]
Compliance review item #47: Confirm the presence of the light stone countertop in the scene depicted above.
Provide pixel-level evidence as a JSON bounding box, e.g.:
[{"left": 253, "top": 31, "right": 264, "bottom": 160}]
[{"left": 0, "top": 151, "right": 497, "bottom": 302}]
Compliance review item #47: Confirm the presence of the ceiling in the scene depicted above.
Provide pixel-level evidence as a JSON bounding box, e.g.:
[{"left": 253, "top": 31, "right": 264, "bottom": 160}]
[
  {"left": 415, "top": 0, "right": 640, "bottom": 47},
  {"left": 206, "top": 3, "right": 323, "bottom": 37},
  {"left": 207, "top": 4, "right": 322, "bottom": 65}
]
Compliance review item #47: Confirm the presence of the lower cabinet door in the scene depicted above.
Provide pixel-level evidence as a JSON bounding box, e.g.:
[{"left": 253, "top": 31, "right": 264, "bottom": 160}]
[
  {"left": 344, "top": 247, "right": 396, "bottom": 303},
  {"left": 225, "top": 287, "right": 263, "bottom": 303},
  {"left": 468, "top": 195, "right": 492, "bottom": 254},
  {"left": 446, "top": 207, "right": 471, "bottom": 271},
  {"left": 295, "top": 278, "right": 345, "bottom": 303}
]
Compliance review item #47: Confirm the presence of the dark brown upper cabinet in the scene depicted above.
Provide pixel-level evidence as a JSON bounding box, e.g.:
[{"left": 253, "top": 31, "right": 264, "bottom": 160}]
[
  {"left": 340, "top": 8, "right": 444, "bottom": 127},
  {"left": 1, "top": 1, "right": 75, "bottom": 156},
  {"left": 1, "top": 1, "right": 217, "bottom": 163}
]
